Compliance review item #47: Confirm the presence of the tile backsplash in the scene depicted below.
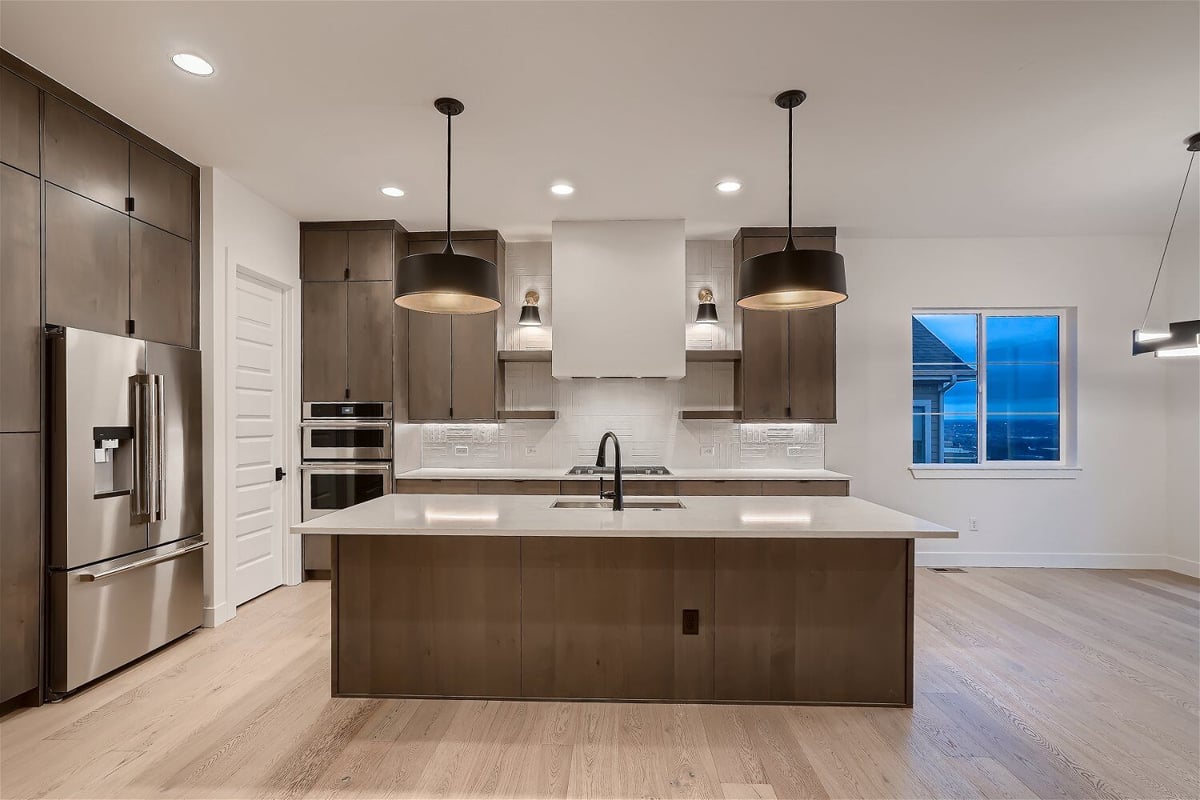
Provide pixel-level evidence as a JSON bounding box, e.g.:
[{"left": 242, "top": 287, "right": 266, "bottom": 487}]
[{"left": 405, "top": 241, "right": 825, "bottom": 471}]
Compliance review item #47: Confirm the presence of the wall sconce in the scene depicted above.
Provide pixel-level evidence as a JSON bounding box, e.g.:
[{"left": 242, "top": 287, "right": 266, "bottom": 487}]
[
  {"left": 696, "top": 288, "right": 718, "bottom": 324},
  {"left": 518, "top": 290, "right": 542, "bottom": 326}
]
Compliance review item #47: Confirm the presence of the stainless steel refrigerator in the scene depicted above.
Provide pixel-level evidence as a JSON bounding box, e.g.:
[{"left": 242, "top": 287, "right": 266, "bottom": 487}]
[{"left": 46, "top": 327, "right": 205, "bottom": 696}]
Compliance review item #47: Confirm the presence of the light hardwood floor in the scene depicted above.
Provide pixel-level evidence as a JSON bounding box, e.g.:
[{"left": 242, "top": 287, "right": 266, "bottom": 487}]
[{"left": 2, "top": 568, "right": 1197, "bottom": 800}]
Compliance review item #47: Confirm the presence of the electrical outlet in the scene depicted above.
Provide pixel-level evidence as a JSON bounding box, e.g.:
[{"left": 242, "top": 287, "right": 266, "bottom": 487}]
[
  {"left": 968, "top": 516, "right": 979, "bottom": 531},
  {"left": 454, "top": 445, "right": 469, "bottom": 457},
  {"left": 787, "top": 446, "right": 804, "bottom": 457},
  {"left": 700, "top": 446, "right": 715, "bottom": 458},
  {"left": 524, "top": 446, "right": 537, "bottom": 457}
]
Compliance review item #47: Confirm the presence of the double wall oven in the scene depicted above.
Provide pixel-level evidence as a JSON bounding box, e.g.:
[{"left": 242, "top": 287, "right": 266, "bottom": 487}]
[{"left": 300, "top": 402, "right": 393, "bottom": 576}]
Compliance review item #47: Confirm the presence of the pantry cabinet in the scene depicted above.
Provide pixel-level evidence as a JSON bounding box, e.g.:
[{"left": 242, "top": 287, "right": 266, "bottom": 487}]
[
  {"left": 300, "top": 221, "right": 405, "bottom": 402},
  {"left": 734, "top": 227, "right": 838, "bottom": 422}
]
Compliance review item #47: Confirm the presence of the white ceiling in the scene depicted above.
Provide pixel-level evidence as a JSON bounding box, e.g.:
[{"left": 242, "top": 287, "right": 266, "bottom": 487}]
[{"left": 2, "top": 1, "right": 1196, "bottom": 240}]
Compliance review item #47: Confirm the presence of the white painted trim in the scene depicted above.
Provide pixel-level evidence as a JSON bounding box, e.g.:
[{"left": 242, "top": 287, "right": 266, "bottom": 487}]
[
  {"left": 909, "top": 465, "right": 1082, "bottom": 479},
  {"left": 203, "top": 601, "right": 233, "bottom": 628},
  {"left": 915, "top": 551, "right": 1168, "bottom": 570},
  {"left": 1165, "top": 555, "right": 1200, "bottom": 579}
]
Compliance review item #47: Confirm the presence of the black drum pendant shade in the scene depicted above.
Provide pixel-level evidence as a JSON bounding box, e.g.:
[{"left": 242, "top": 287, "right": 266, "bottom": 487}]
[
  {"left": 395, "top": 98, "right": 501, "bottom": 314},
  {"left": 737, "top": 90, "right": 847, "bottom": 311}
]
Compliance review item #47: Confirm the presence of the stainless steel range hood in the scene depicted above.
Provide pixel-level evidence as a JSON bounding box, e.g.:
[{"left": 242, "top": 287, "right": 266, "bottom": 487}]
[{"left": 551, "top": 220, "right": 686, "bottom": 379}]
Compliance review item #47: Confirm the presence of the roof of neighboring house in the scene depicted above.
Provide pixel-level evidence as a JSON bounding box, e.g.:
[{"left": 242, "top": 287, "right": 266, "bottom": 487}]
[{"left": 913, "top": 318, "right": 977, "bottom": 380}]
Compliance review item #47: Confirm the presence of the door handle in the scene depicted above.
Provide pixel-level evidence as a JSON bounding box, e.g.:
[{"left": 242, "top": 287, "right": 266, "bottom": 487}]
[{"left": 275, "top": 467, "right": 287, "bottom": 482}]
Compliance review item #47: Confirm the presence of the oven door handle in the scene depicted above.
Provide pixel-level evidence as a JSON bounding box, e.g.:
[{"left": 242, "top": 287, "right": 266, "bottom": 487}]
[
  {"left": 300, "top": 421, "right": 392, "bottom": 429},
  {"left": 298, "top": 463, "right": 393, "bottom": 473}
]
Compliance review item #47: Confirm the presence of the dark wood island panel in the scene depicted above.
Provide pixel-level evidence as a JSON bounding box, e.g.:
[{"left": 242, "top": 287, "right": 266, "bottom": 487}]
[{"left": 333, "top": 534, "right": 914, "bottom": 705}]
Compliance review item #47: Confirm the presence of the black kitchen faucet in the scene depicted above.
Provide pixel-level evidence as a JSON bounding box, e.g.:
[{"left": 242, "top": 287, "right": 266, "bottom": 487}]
[{"left": 595, "top": 431, "right": 624, "bottom": 511}]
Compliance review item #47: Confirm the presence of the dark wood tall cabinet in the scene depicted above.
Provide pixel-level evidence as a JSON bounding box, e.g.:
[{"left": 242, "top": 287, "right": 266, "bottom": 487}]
[
  {"left": 405, "top": 232, "right": 505, "bottom": 421},
  {"left": 300, "top": 222, "right": 406, "bottom": 403},
  {"left": 734, "top": 227, "right": 838, "bottom": 422},
  {"left": 0, "top": 50, "right": 201, "bottom": 709}
]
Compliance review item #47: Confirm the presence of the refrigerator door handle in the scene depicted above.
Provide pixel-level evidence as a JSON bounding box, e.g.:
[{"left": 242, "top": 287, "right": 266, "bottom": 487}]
[
  {"left": 131, "top": 374, "right": 152, "bottom": 524},
  {"left": 151, "top": 374, "right": 166, "bottom": 522},
  {"left": 77, "top": 540, "right": 208, "bottom": 582}
]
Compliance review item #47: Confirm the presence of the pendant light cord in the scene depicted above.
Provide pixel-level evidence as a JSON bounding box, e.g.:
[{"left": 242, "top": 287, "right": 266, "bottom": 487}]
[
  {"left": 786, "top": 104, "right": 795, "bottom": 249},
  {"left": 444, "top": 111, "right": 454, "bottom": 254},
  {"left": 1142, "top": 150, "right": 1195, "bottom": 328}
]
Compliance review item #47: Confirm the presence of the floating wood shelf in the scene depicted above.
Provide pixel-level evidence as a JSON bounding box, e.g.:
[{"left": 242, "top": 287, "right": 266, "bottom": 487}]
[
  {"left": 498, "top": 410, "right": 557, "bottom": 421},
  {"left": 680, "top": 409, "right": 743, "bottom": 420},
  {"left": 685, "top": 350, "right": 742, "bottom": 362},
  {"left": 498, "top": 350, "right": 552, "bottom": 362}
]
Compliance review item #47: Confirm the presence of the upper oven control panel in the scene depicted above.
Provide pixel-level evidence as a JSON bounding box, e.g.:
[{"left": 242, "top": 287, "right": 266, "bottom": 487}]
[{"left": 303, "top": 402, "right": 392, "bottom": 421}]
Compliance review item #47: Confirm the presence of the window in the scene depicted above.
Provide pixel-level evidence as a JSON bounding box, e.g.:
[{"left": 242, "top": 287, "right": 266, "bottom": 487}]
[{"left": 912, "top": 310, "right": 1070, "bottom": 466}]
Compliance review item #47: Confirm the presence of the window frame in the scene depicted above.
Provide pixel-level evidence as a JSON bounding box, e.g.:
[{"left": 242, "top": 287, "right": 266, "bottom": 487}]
[{"left": 909, "top": 306, "right": 1077, "bottom": 476}]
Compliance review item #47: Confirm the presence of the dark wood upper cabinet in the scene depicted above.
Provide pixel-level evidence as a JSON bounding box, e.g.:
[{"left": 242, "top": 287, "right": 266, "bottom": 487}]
[
  {"left": 347, "top": 281, "right": 394, "bottom": 401},
  {"left": 43, "top": 95, "right": 129, "bottom": 212},
  {"left": 301, "top": 230, "right": 348, "bottom": 281},
  {"left": 301, "top": 281, "right": 349, "bottom": 401},
  {"left": 45, "top": 183, "right": 129, "bottom": 337},
  {"left": 735, "top": 228, "right": 837, "bottom": 422},
  {"left": 348, "top": 229, "right": 394, "bottom": 281},
  {"left": 131, "top": 220, "right": 193, "bottom": 348},
  {"left": 0, "top": 69, "right": 40, "bottom": 176},
  {"left": 129, "top": 144, "right": 193, "bottom": 240},
  {"left": 405, "top": 233, "right": 504, "bottom": 421},
  {"left": 0, "top": 165, "right": 41, "bottom": 432}
]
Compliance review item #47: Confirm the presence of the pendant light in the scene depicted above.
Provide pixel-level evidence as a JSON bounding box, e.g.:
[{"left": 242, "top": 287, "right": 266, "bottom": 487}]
[
  {"left": 737, "top": 90, "right": 847, "bottom": 311},
  {"left": 1132, "top": 132, "right": 1200, "bottom": 357},
  {"left": 395, "top": 98, "right": 501, "bottom": 314}
]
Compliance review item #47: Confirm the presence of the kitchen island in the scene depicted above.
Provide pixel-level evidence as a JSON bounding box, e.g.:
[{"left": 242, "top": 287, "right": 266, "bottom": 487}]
[{"left": 291, "top": 494, "right": 956, "bottom": 706}]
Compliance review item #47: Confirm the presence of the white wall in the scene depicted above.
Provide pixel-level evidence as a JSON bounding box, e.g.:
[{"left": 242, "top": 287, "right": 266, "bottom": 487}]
[
  {"left": 200, "top": 168, "right": 300, "bottom": 626},
  {"left": 828, "top": 236, "right": 1178, "bottom": 569},
  {"left": 1163, "top": 215, "right": 1199, "bottom": 577}
]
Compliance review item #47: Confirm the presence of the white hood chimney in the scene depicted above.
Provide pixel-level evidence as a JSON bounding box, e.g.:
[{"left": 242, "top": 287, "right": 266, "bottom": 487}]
[{"left": 551, "top": 220, "right": 686, "bottom": 379}]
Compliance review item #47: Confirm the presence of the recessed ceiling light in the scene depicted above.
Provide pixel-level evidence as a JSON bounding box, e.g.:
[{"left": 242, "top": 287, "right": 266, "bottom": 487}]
[
  {"left": 380, "top": 186, "right": 405, "bottom": 198},
  {"left": 171, "top": 53, "right": 214, "bottom": 76},
  {"left": 715, "top": 180, "right": 743, "bottom": 194},
  {"left": 550, "top": 182, "right": 575, "bottom": 196}
]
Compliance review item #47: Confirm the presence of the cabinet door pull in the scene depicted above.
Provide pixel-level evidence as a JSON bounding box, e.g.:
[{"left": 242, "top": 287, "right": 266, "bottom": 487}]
[
  {"left": 125, "top": 196, "right": 135, "bottom": 213},
  {"left": 344, "top": 267, "right": 350, "bottom": 281},
  {"left": 344, "top": 387, "right": 350, "bottom": 400},
  {"left": 126, "top": 319, "right": 136, "bottom": 336}
]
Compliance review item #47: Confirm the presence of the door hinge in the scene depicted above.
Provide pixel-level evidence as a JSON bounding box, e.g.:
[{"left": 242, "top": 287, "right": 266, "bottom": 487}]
[
  {"left": 126, "top": 319, "right": 136, "bottom": 335},
  {"left": 125, "top": 196, "right": 135, "bottom": 213}
]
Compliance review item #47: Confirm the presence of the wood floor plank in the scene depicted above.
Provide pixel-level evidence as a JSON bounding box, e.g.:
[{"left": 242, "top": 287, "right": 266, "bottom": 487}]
[{"left": 0, "top": 570, "right": 1195, "bottom": 800}]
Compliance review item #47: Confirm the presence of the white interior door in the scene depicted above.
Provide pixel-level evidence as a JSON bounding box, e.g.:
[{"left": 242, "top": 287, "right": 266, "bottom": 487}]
[{"left": 231, "top": 273, "right": 286, "bottom": 606}]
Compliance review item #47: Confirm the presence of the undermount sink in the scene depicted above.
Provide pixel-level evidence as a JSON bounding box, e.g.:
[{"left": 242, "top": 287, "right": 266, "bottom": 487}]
[{"left": 550, "top": 499, "right": 686, "bottom": 511}]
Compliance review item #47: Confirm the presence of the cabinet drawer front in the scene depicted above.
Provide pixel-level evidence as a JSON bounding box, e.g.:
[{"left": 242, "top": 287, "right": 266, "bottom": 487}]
[
  {"left": 482, "top": 480, "right": 561, "bottom": 495},
  {"left": 44, "top": 96, "right": 129, "bottom": 212},
  {"left": 677, "top": 480, "right": 763, "bottom": 496},
  {"left": 393, "top": 479, "right": 478, "bottom": 494},
  {"left": 559, "top": 480, "right": 602, "bottom": 496},
  {"left": 761, "top": 480, "right": 849, "bottom": 497},
  {"left": 625, "top": 480, "right": 678, "bottom": 496}
]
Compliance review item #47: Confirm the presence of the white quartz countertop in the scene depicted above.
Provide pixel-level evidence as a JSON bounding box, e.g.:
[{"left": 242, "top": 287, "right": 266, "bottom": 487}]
[
  {"left": 394, "top": 467, "right": 851, "bottom": 482},
  {"left": 291, "top": 494, "right": 955, "bottom": 539}
]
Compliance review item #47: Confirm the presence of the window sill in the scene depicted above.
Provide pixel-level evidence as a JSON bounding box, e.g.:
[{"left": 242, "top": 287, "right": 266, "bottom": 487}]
[{"left": 908, "top": 465, "right": 1082, "bottom": 480}]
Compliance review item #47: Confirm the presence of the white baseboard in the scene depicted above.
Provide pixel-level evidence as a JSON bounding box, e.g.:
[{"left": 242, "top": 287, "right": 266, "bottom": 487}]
[
  {"left": 1165, "top": 555, "right": 1200, "bottom": 579},
  {"left": 203, "top": 601, "right": 235, "bottom": 628},
  {"left": 915, "top": 551, "right": 1171, "bottom": 571}
]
